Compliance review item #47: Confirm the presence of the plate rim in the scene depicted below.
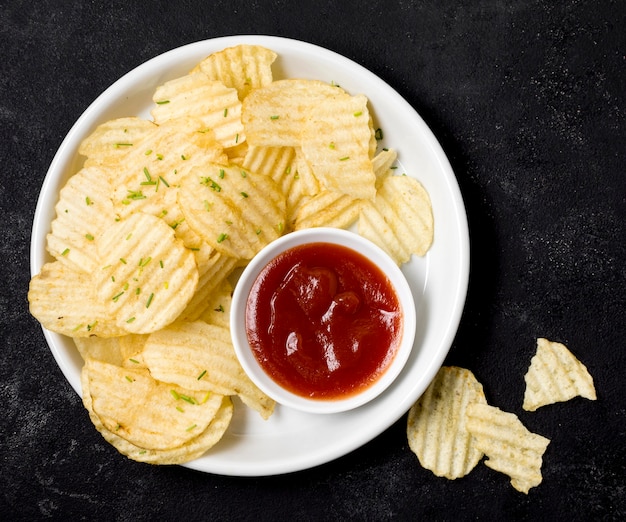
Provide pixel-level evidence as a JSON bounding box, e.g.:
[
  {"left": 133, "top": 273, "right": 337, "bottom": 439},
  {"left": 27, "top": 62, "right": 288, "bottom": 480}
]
[{"left": 30, "top": 35, "right": 470, "bottom": 476}]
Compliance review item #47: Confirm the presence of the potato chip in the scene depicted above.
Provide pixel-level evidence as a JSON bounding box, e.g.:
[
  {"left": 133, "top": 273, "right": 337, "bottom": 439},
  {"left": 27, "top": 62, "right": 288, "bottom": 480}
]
[
  {"left": 371, "top": 147, "right": 398, "bottom": 188},
  {"left": 359, "top": 175, "right": 434, "bottom": 264},
  {"left": 151, "top": 73, "right": 244, "bottom": 148},
  {"left": 178, "top": 252, "right": 238, "bottom": 322},
  {"left": 46, "top": 165, "right": 117, "bottom": 274},
  {"left": 82, "top": 358, "right": 227, "bottom": 452},
  {"left": 142, "top": 321, "right": 275, "bottom": 419},
  {"left": 194, "top": 44, "right": 277, "bottom": 100},
  {"left": 78, "top": 117, "right": 157, "bottom": 167},
  {"left": 466, "top": 403, "right": 550, "bottom": 494},
  {"left": 242, "top": 145, "right": 296, "bottom": 191},
  {"left": 177, "top": 164, "right": 286, "bottom": 259},
  {"left": 73, "top": 337, "right": 125, "bottom": 365},
  {"left": 196, "top": 277, "right": 233, "bottom": 328},
  {"left": 118, "top": 334, "right": 150, "bottom": 368},
  {"left": 242, "top": 79, "right": 347, "bottom": 147},
  {"left": 82, "top": 363, "right": 233, "bottom": 463},
  {"left": 523, "top": 338, "right": 597, "bottom": 412},
  {"left": 95, "top": 212, "right": 199, "bottom": 334},
  {"left": 407, "top": 366, "right": 487, "bottom": 479},
  {"left": 300, "top": 93, "right": 376, "bottom": 200},
  {"left": 293, "top": 190, "right": 362, "bottom": 231},
  {"left": 28, "top": 261, "right": 125, "bottom": 338}
]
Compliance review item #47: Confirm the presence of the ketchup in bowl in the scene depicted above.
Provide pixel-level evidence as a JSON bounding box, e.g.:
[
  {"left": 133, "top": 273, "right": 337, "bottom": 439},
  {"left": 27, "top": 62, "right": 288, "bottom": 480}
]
[{"left": 245, "top": 242, "right": 403, "bottom": 401}]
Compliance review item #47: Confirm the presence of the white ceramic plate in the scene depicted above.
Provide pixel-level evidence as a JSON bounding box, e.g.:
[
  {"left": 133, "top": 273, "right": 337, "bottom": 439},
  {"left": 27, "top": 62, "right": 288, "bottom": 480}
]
[{"left": 30, "top": 35, "right": 469, "bottom": 476}]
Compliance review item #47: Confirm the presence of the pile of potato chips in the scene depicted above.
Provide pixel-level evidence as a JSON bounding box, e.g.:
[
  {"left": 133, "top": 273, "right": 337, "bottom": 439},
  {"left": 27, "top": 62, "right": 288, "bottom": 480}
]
[
  {"left": 28, "top": 44, "right": 435, "bottom": 464},
  {"left": 407, "top": 338, "right": 596, "bottom": 493}
]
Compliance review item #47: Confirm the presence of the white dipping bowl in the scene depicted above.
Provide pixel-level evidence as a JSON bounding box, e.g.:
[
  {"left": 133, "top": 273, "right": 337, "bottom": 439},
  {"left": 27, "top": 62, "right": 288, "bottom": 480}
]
[{"left": 230, "top": 228, "right": 416, "bottom": 414}]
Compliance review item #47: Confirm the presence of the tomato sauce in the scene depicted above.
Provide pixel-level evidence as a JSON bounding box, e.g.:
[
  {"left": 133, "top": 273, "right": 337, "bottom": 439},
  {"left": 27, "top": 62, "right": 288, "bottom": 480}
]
[{"left": 245, "top": 242, "right": 403, "bottom": 400}]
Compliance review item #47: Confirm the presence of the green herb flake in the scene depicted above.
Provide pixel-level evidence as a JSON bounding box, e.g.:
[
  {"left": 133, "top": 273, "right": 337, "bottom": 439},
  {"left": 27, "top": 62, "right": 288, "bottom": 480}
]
[
  {"left": 126, "top": 317, "right": 136, "bottom": 323},
  {"left": 186, "top": 424, "right": 197, "bottom": 432},
  {"left": 270, "top": 115, "right": 279, "bottom": 120},
  {"left": 85, "top": 233, "right": 94, "bottom": 241},
  {"left": 353, "top": 111, "right": 363, "bottom": 117},
  {"left": 156, "top": 100, "right": 170, "bottom": 105},
  {"left": 339, "top": 156, "right": 350, "bottom": 161},
  {"left": 375, "top": 128, "right": 384, "bottom": 141},
  {"left": 217, "top": 233, "right": 228, "bottom": 243},
  {"left": 114, "top": 143, "right": 133, "bottom": 148},
  {"left": 223, "top": 108, "right": 228, "bottom": 117},
  {"left": 240, "top": 191, "right": 249, "bottom": 198},
  {"left": 201, "top": 177, "right": 222, "bottom": 192},
  {"left": 61, "top": 248, "right": 70, "bottom": 256},
  {"left": 112, "top": 291, "right": 124, "bottom": 302},
  {"left": 197, "top": 370, "right": 207, "bottom": 380},
  {"left": 146, "top": 293, "right": 155, "bottom": 308},
  {"left": 85, "top": 196, "right": 94, "bottom": 206}
]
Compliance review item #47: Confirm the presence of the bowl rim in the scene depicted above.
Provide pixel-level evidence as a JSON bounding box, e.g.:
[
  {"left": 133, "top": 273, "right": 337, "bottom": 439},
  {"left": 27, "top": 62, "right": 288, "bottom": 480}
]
[{"left": 230, "top": 227, "right": 417, "bottom": 414}]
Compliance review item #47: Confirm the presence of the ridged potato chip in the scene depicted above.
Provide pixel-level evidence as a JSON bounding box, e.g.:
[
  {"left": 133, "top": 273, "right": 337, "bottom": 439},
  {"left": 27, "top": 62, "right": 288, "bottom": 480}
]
[
  {"left": 178, "top": 252, "right": 238, "bottom": 322},
  {"left": 73, "top": 337, "right": 125, "bottom": 366},
  {"left": 78, "top": 117, "right": 157, "bottom": 168},
  {"left": 194, "top": 44, "right": 277, "bottom": 101},
  {"left": 81, "top": 362, "right": 233, "bottom": 464},
  {"left": 177, "top": 164, "right": 286, "bottom": 259},
  {"left": 242, "top": 79, "right": 348, "bottom": 147},
  {"left": 359, "top": 174, "right": 434, "bottom": 264},
  {"left": 28, "top": 261, "right": 125, "bottom": 338},
  {"left": 142, "top": 321, "right": 275, "bottom": 419},
  {"left": 293, "top": 190, "right": 362, "bottom": 231},
  {"left": 466, "top": 403, "right": 550, "bottom": 494},
  {"left": 407, "top": 366, "right": 487, "bottom": 479},
  {"left": 523, "top": 338, "right": 596, "bottom": 411},
  {"left": 196, "top": 277, "right": 233, "bottom": 328},
  {"left": 300, "top": 93, "right": 376, "bottom": 200},
  {"left": 46, "top": 165, "right": 117, "bottom": 274},
  {"left": 95, "top": 212, "right": 199, "bottom": 334},
  {"left": 151, "top": 73, "right": 244, "bottom": 148},
  {"left": 82, "top": 359, "right": 228, "bottom": 453},
  {"left": 372, "top": 147, "right": 398, "bottom": 188}
]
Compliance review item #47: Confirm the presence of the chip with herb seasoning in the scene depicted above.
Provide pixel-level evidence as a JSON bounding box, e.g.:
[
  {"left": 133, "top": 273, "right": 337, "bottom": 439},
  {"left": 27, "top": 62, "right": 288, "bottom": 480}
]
[
  {"left": 82, "top": 358, "right": 230, "bottom": 457},
  {"left": 95, "top": 212, "right": 199, "bottom": 334},
  {"left": 78, "top": 116, "right": 157, "bottom": 168},
  {"left": 81, "top": 361, "right": 234, "bottom": 464},
  {"left": 28, "top": 261, "right": 126, "bottom": 338},
  {"left": 192, "top": 44, "right": 277, "bottom": 101},
  {"left": 177, "top": 163, "right": 286, "bottom": 259},
  {"left": 151, "top": 73, "right": 244, "bottom": 148},
  {"left": 46, "top": 165, "right": 117, "bottom": 274},
  {"left": 142, "top": 320, "right": 275, "bottom": 420}
]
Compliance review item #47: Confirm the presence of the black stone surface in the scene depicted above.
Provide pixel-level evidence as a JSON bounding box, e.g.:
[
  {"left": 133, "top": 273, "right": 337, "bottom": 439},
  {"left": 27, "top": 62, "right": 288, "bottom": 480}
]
[{"left": 2, "top": 1, "right": 624, "bottom": 520}]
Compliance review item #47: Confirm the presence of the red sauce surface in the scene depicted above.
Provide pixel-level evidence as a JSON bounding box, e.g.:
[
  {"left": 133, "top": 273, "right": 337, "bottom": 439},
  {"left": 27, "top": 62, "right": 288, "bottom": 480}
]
[{"left": 245, "top": 242, "right": 403, "bottom": 400}]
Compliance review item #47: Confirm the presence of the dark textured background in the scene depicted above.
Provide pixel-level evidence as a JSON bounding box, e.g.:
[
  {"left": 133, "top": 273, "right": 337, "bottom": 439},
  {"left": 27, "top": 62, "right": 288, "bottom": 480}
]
[{"left": 1, "top": 0, "right": 624, "bottom": 520}]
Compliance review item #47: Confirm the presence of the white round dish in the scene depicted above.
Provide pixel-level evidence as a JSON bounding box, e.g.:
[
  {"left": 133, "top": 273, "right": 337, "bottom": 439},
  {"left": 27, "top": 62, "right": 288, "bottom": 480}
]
[
  {"left": 30, "top": 35, "right": 470, "bottom": 476},
  {"left": 231, "top": 228, "right": 417, "bottom": 414}
]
